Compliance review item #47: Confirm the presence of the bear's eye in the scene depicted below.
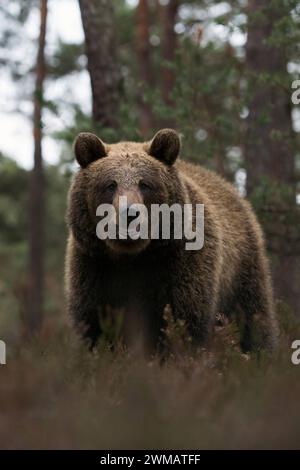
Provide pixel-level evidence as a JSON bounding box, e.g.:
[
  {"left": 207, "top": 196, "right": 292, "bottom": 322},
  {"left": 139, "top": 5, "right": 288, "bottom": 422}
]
[
  {"left": 104, "top": 181, "right": 117, "bottom": 192},
  {"left": 139, "top": 180, "right": 154, "bottom": 192}
]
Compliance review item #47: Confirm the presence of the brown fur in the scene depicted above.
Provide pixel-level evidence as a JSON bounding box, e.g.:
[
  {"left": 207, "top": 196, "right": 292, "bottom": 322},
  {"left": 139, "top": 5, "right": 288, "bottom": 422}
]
[{"left": 65, "top": 129, "right": 279, "bottom": 354}]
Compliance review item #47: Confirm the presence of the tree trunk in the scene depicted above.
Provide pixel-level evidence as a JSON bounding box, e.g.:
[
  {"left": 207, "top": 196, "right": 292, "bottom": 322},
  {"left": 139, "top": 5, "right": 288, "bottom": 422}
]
[
  {"left": 79, "top": 0, "right": 121, "bottom": 129},
  {"left": 28, "top": 0, "right": 48, "bottom": 334},
  {"left": 160, "top": 0, "right": 178, "bottom": 106},
  {"left": 136, "top": 0, "right": 154, "bottom": 136},
  {"left": 245, "top": 0, "right": 294, "bottom": 196},
  {"left": 245, "top": 0, "right": 300, "bottom": 314}
]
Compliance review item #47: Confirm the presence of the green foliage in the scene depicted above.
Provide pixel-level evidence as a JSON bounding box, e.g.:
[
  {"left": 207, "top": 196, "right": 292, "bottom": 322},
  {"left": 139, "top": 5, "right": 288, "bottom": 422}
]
[
  {"left": 99, "top": 306, "right": 125, "bottom": 346},
  {"left": 48, "top": 40, "right": 85, "bottom": 78},
  {"left": 0, "top": 156, "right": 70, "bottom": 336},
  {"left": 0, "top": 153, "right": 28, "bottom": 243}
]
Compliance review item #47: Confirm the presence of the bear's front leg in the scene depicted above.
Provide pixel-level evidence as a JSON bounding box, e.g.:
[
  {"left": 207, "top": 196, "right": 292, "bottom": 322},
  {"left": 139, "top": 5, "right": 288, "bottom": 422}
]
[
  {"left": 169, "top": 250, "right": 219, "bottom": 347},
  {"left": 66, "top": 239, "right": 102, "bottom": 348}
]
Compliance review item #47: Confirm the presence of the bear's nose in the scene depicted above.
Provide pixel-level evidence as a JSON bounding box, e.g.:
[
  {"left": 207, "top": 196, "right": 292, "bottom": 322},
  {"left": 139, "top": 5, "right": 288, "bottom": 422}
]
[
  {"left": 119, "top": 204, "right": 137, "bottom": 226},
  {"left": 127, "top": 209, "right": 137, "bottom": 225}
]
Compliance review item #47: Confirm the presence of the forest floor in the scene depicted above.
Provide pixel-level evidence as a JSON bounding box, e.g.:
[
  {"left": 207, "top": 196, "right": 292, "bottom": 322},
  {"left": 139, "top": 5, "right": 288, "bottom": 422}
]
[{"left": 0, "top": 304, "right": 300, "bottom": 449}]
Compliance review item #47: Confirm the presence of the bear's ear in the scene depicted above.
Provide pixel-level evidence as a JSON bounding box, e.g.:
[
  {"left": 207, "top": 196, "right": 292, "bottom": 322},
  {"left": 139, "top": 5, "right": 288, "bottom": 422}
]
[
  {"left": 148, "top": 129, "right": 181, "bottom": 165},
  {"left": 74, "top": 132, "right": 107, "bottom": 168}
]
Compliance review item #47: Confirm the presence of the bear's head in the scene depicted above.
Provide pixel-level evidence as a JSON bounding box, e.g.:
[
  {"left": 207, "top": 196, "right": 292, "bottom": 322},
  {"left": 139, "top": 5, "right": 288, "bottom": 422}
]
[{"left": 68, "top": 129, "right": 184, "bottom": 256}]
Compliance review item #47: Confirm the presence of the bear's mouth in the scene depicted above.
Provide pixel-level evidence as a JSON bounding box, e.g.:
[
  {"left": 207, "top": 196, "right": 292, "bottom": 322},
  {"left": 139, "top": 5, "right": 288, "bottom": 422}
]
[{"left": 105, "top": 236, "right": 150, "bottom": 255}]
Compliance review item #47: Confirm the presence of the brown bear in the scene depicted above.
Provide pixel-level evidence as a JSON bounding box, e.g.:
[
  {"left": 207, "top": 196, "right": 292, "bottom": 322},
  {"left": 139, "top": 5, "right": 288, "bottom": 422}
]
[{"left": 65, "top": 129, "right": 279, "bottom": 354}]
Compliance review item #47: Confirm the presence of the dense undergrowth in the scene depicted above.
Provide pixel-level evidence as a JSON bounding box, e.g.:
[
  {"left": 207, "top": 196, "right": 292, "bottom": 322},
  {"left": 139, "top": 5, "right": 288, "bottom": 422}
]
[{"left": 0, "top": 302, "right": 299, "bottom": 449}]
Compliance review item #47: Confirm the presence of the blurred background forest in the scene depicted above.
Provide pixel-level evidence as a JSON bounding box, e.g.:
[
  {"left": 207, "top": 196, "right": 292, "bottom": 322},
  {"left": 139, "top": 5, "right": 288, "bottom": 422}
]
[
  {"left": 0, "top": 0, "right": 300, "bottom": 450},
  {"left": 0, "top": 0, "right": 299, "bottom": 342},
  {"left": 1, "top": 0, "right": 300, "bottom": 343}
]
